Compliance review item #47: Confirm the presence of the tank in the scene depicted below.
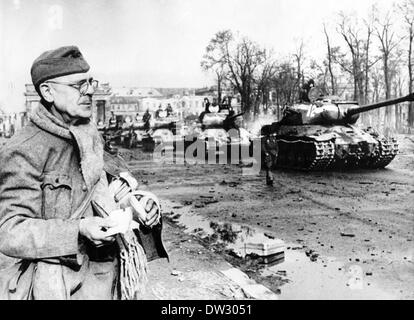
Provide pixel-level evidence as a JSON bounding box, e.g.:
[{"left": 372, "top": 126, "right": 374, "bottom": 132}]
[
  {"left": 141, "top": 114, "right": 182, "bottom": 152},
  {"left": 183, "top": 110, "right": 252, "bottom": 162},
  {"left": 98, "top": 122, "right": 123, "bottom": 149},
  {"left": 260, "top": 92, "right": 414, "bottom": 185},
  {"left": 119, "top": 120, "right": 150, "bottom": 149}
]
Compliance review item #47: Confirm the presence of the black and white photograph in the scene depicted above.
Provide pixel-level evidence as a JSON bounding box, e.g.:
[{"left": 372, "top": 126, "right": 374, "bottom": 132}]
[{"left": 0, "top": 0, "right": 413, "bottom": 306}]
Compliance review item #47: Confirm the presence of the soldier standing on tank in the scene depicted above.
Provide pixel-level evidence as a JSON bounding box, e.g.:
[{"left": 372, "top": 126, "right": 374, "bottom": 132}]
[
  {"left": 142, "top": 109, "right": 151, "bottom": 130},
  {"left": 199, "top": 98, "right": 211, "bottom": 123},
  {"left": 108, "top": 111, "right": 117, "bottom": 128},
  {"left": 203, "top": 97, "right": 211, "bottom": 110},
  {"left": 155, "top": 105, "right": 163, "bottom": 119},
  {"left": 165, "top": 103, "right": 173, "bottom": 117},
  {"left": 299, "top": 79, "right": 315, "bottom": 103},
  {"left": 134, "top": 112, "right": 140, "bottom": 124}
]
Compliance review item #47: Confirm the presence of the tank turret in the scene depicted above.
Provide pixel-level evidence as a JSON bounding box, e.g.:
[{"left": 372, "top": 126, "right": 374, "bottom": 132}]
[
  {"left": 180, "top": 110, "right": 251, "bottom": 162},
  {"left": 279, "top": 93, "right": 414, "bottom": 126},
  {"left": 260, "top": 92, "right": 414, "bottom": 185},
  {"left": 200, "top": 111, "right": 244, "bottom": 130}
]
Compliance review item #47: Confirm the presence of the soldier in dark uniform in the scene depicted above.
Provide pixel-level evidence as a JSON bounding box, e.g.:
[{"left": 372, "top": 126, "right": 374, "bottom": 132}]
[
  {"left": 134, "top": 113, "right": 140, "bottom": 123},
  {"left": 203, "top": 97, "right": 211, "bottom": 110},
  {"left": 142, "top": 109, "right": 151, "bottom": 130},
  {"left": 155, "top": 105, "right": 163, "bottom": 119},
  {"left": 299, "top": 79, "right": 315, "bottom": 103},
  {"left": 165, "top": 103, "right": 173, "bottom": 117},
  {"left": 108, "top": 111, "right": 117, "bottom": 128},
  {"left": 199, "top": 98, "right": 211, "bottom": 123}
]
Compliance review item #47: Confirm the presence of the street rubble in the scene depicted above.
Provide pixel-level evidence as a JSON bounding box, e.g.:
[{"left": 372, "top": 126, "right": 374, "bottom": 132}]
[{"left": 120, "top": 133, "right": 414, "bottom": 300}]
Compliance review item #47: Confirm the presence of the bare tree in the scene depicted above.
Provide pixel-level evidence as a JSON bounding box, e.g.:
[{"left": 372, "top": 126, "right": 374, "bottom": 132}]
[
  {"left": 398, "top": 0, "right": 414, "bottom": 126},
  {"left": 271, "top": 61, "right": 298, "bottom": 108},
  {"left": 335, "top": 12, "right": 379, "bottom": 104},
  {"left": 374, "top": 8, "right": 404, "bottom": 124},
  {"left": 362, "top": 5, "right": 377, "bottom": 104},
  {"left": 336, "top": 12, "right": 365, "bottom": 102},
  {"left": 253, "top": 49, "right": 278, "bottom": 117},
  {"left": 374, "top": 10, "right": 402, "bottom": 100},
  {"left": 371, "top": 65, "right": 384, "bottom": 103},
  {"left": 323, "top": 23, "right": 336, "bottom": 95},
  {"left": 201, "top": 31, "right": 229, "bottom": 106},
  {"left": 392, "top": 74, "right": 405, "bottom": 130},
  {"left": 371, "top": 65, "right": 385, "bottom": 125},
  {"left": 293, "top": 39, "right": 305, "bottom": 92}
]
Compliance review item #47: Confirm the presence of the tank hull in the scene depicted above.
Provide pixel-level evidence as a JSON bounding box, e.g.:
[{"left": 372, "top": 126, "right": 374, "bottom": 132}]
[
  {"left": 262, "top": 124, "right": 398, "bottom": 171},
  {"left": 143, "top": 111, "right": 252, "bottom": 163},
  {"left": 141, "top": 117, "right": 181, "bottom": 152}
]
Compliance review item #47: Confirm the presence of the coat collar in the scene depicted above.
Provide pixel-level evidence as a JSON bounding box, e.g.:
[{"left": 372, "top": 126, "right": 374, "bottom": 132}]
[{"left": 30, "top": 102, "right": 104, "bottom": 190}]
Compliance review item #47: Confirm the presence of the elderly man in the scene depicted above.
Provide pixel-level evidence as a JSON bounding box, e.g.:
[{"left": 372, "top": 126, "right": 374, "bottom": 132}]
[{"left": 0, "top": 46, "right": 167, "bottom": 300}]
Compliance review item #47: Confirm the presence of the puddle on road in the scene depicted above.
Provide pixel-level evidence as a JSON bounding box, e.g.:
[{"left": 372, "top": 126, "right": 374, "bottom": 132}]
[
  {"left": 164, "top": 200, "right": 397, "bottom": 299},
  {"left": 261, "top": 251, "right": 395, "bottom": 300}
]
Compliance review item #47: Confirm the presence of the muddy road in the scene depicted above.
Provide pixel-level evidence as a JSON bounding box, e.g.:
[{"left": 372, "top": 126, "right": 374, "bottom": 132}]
[{"left": 120, "top": 134, "right": 414, "bottom": 300}]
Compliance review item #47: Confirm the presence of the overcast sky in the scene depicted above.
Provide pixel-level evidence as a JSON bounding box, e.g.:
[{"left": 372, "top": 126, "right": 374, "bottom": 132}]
[{"left": 0, "top": 0, "right": 398, "bottom": 112}]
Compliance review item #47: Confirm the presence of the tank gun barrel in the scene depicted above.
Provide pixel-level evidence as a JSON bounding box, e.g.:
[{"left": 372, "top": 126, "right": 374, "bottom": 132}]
[
  {"left": 346, "top": 93, "right": 414, "bottom": 117},
  {"left": 226, "top": 112, "right": 245, "bottom": 121}
]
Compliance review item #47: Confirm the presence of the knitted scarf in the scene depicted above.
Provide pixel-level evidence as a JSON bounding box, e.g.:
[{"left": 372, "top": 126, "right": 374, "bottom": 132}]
[
  {"left": 31, "top": 103, "right": 103, "bottom": 189},
  {"left": 30, "top": 103, "right": 148, "bottom": 300}
]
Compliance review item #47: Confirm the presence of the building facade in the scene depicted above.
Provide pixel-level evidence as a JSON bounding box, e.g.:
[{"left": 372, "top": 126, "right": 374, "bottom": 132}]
[
  {"left": 23, "top": 83, "right": 232, "bottom": 125},
  {"left": 92, "top": 83, "right": 112, "bottom": 124}
]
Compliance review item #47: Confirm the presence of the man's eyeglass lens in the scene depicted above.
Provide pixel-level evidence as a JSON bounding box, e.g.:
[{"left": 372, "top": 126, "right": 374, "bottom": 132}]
[
  {"left": 80, "top": 79, "right": 99, "bottom": 95},
  {"left": 47, "top": 79, "right": 99, "bottom": 95}
]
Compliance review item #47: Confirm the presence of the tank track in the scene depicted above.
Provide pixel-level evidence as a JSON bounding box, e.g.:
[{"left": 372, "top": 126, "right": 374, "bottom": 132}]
[
  {"left": 276, "top": 138, "right": 335, "bottom": 171},
  {"left": 368, "top": 138, "right": 399, "bottom": 168}
]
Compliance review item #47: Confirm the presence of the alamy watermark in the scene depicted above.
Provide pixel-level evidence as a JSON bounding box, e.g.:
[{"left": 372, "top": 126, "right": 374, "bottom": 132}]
[{"left": 152, "top": 127, "right": 262, "bottom": 176}]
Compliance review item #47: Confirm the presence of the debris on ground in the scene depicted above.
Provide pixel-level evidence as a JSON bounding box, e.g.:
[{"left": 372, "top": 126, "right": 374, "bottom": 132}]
[
  {"left": 171, "top": 269, "right": 182, "bottom": 276},
  {"left": 340, "top": 232, "right": 356, "bottom": 237},
  {"left": 305, "top": 249, "right": 319, "bottom": 262}
]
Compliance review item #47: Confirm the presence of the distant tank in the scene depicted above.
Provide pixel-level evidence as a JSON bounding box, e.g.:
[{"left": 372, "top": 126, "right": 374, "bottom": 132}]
[
  {"left": 260, "top": 90, "right": 414, "bottom": 185},
  {"left": 119, "top": 119, "right": 150, "bottom": 149},
  {"left": 98, "top": 122, "right": 123, "bottom": 150},
  {"left": 141, "top": 113, "right": 182, "bottom": 152},
  {"left": 181, "top": 109, "right": 252, "bottom": 162}
]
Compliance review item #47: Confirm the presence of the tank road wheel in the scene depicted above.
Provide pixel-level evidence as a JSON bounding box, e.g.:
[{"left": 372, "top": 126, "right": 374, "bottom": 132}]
[
  {"left": 368, "top": 138, "right": 399, "bottom": 169},
  {"left": 264, "top": 137, "right": 335, "bottom": 171}
]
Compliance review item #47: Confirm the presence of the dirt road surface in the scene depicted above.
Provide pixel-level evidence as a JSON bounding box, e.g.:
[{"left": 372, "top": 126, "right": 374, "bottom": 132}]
[
  {"left": 120, "top": 133, "right": 414, "bottom": 300},
  {"left": 0, "top": 134, "right": 412, "bottom": 300}
]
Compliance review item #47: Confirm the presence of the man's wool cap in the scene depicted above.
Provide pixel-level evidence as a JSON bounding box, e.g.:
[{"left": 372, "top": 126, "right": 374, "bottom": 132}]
[{"left": 31, "top": 45, "right": 90, "bottom": 89}]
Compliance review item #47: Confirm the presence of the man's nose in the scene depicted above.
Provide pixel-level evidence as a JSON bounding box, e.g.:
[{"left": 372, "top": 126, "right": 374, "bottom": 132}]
[{"left": 85, "top": 82, "right": 96, "bottom": 95}]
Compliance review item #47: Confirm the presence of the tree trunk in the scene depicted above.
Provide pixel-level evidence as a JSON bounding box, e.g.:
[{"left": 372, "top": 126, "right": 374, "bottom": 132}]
[
  {"left": 409, "top": 27, "right": 414, "bottom": 126},
  {"left": 217, "top": 74, "right": 222, "bottom": 108},
  {"left": 324, "top": 24, "right": 336, "bottom": 95},
  {"left": 383, "top": 54, "right": 391, "bottom": 125}
]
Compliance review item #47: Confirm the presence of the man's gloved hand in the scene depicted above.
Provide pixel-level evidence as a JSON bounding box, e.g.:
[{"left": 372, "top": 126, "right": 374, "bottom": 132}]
[
  {"left": 108, "top": 172, "right": 138, "bottom": 205},
  {"left": 108, "top": 172, "right": 161, "bottom": 229},
  {"left": 128, "top": 190, "right": 161, "bottom": 228},
  {"left": 79, "top": 216, "right": 118, "bottom": 247}
]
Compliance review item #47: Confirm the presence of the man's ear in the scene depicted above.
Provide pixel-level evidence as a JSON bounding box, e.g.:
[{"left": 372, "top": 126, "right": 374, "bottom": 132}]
[{"left": 38, "top": 83, "right": 54, "bottom": 103}]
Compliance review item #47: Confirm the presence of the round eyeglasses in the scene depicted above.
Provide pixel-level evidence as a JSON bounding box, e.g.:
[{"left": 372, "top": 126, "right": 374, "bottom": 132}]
[{"left": 46, "top": 78, "right": 99, "bottom": 96}]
